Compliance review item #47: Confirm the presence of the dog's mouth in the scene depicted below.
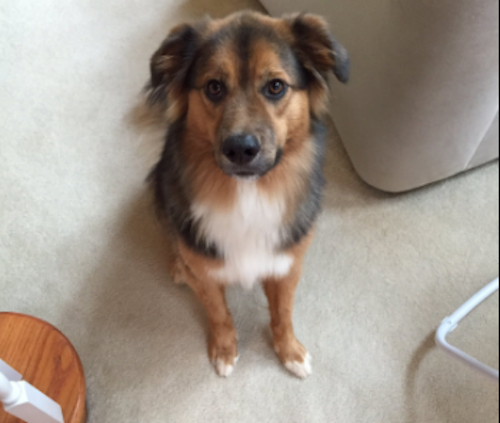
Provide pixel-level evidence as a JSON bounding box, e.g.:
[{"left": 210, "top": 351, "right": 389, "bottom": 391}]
[
  {"left": 221, "top": 163, "right": 273, "bottom": 180},
  {"left": 218, "top": 148, "right": 283, "bottom": 180},
  {"left": 235, "top": 171, "right": 258, "bottom": 178},
  {"left": 221, "top": 166, "right": 263, "bottom": 180}
]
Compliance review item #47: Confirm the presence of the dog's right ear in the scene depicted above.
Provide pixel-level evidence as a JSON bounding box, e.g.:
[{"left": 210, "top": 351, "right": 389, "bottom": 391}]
[{"left": 148, "top": 23, "right": 202, "bottom": 107}]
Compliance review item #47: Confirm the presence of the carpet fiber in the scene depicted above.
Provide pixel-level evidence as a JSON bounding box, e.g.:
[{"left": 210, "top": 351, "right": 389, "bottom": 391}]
[{"left": 1, "top": 1, "right": 499, "bottom": 422}]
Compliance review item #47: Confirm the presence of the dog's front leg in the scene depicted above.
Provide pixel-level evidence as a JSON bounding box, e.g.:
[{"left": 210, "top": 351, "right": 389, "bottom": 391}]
[
  {"left": 263, "top": 261, "right": 312, "bottom": 379},
  {"left": 184, "top": 271, "right": 239, "bottom": 377}
]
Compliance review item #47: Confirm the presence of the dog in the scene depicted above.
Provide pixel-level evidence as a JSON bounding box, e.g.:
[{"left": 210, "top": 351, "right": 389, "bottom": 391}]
[{"left": 146, "top": 11, "right": 349, "bottom": 378}]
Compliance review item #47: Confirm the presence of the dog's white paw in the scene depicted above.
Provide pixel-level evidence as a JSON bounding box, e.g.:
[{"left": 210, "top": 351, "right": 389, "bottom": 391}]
[
  {"left": 214, "top": 356, "right": 239, "bottom": 378},
  {"left": 285, "top": 352, "right": 312, "bottom": 379}
]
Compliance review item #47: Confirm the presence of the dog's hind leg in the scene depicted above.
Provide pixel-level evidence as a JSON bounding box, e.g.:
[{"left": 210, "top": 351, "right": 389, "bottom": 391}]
[{"left": 161, "top": 229, "right": 187, "bottom": 285}]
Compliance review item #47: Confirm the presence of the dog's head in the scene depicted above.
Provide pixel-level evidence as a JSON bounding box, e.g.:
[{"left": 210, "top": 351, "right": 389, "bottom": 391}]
[{"left": 148, "top": 12, "right": 349, "bottom": 179}]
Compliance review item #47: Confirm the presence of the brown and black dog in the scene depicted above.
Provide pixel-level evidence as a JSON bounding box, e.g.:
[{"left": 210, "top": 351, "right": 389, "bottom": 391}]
[{"left": 146, "top": 11, "right": 349, "bottom": 378}]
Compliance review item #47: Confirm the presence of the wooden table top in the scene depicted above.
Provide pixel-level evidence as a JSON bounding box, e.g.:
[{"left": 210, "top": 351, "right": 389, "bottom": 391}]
[{"left": 0, "top": 313, "right": 86, "bottom": 423}]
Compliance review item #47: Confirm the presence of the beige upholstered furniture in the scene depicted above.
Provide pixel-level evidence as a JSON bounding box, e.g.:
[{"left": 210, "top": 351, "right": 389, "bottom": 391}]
[{"left": 260, "top": 0, "right": 499, "bottom": 192}]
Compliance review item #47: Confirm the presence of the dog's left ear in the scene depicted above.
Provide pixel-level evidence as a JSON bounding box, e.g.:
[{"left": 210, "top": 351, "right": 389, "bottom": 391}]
[{"left": 287, "top": 14, "right": 350, "bottom": 84}]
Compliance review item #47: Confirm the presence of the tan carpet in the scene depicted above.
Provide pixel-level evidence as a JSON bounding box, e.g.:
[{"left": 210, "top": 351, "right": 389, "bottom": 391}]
[{"left": 1, "top": 1, "right": 498, "bottom": 422}]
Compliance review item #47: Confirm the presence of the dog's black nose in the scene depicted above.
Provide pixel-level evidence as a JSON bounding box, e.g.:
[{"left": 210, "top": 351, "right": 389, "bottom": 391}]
[{"left": 222, "top": 134, "right": 261, "bottom": 165}]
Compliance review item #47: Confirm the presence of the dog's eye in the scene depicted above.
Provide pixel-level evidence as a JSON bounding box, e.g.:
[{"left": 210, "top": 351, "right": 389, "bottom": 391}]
[
  {"left": 265, "top": 80, "right": 287, "bottom": 100},
  {"left": 205, "top": 80, "right": 225, "bottom": 102}
]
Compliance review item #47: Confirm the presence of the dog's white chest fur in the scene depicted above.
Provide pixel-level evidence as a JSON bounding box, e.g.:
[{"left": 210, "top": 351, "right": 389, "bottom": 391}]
[{"left": 192, "top": 181, "right": 293, "bottom": 289}]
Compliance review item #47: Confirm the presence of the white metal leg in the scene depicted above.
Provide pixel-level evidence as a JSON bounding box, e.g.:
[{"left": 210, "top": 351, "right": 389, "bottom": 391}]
[
  {"left": 436, "top": 278, "right": 499, "bottom": 381},
  {"left": 0, "top": 365, "right": 65, "bottom": 423},
  {"left": 0, "top": 359, "right": 22, "bottom": 382}
]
